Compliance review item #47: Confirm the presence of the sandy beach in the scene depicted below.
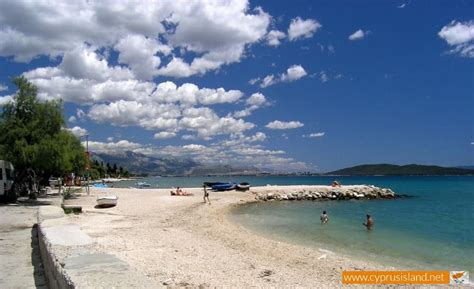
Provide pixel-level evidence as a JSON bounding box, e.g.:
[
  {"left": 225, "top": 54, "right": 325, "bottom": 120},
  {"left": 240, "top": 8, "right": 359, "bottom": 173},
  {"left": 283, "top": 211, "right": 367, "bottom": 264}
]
[{"left": 61, "top": 185, "right": 397, "bottom": 287}]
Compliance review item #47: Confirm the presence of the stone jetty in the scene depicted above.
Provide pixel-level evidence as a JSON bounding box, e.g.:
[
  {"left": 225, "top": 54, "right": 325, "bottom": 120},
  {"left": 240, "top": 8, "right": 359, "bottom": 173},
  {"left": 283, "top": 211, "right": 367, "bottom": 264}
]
[{"left": 253, "top": 185, "right": 396, "bottom": 201}]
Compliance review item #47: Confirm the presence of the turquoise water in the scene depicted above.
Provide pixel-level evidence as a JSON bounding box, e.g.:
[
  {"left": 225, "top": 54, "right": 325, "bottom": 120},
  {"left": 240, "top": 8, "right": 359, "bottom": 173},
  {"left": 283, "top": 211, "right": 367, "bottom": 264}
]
[
  {"left": 226, "top": 176, "right": 474, "bottom": 272},
  {"left": 114, "top": 175, "right": 473, "bottom": 271}
]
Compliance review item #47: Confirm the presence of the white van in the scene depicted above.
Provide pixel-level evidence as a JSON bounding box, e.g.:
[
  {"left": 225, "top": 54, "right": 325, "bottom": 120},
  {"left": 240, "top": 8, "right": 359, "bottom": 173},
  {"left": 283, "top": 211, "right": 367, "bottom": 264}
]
[{"left": 0, "top": 160, "right": 14, "bottom": 199}]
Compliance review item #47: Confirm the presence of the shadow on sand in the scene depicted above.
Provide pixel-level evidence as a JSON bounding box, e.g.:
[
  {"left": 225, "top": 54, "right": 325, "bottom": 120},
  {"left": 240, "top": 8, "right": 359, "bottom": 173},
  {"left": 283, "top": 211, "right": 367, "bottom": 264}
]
[
  {"left": 30, "top": 224, "right": 47, "bottom": 288},
  {"left": 0, "top": 197, "right": 54, "bottom": 207}
]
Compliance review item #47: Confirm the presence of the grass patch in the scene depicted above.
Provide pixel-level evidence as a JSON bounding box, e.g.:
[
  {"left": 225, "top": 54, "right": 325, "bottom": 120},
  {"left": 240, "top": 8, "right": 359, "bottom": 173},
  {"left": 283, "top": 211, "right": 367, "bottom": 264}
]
[{"left": 62, "top": 205, "right": 82, "bottom": 214}]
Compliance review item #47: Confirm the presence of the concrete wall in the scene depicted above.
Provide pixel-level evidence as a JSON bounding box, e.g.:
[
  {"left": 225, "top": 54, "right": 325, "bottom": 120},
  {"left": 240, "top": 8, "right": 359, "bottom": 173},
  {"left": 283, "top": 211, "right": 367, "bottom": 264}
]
[{"left": 37, "top": 207, "right": 75, "bottom": 289}]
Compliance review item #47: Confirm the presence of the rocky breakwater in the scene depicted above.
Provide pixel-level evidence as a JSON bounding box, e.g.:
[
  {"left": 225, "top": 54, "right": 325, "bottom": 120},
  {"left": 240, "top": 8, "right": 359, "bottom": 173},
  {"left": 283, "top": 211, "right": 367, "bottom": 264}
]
[{"left": 254, "top": 185, "right": 396, "bottom": 202}]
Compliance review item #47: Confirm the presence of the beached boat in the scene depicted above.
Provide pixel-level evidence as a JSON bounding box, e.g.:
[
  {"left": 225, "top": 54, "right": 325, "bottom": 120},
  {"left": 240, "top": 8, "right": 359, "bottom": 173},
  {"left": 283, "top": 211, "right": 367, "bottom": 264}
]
[
  {"left": 211, "top": 182, "right": 237, "bottom": 191},
  {"left": 236, "top": 182, "right": 250, "bottom": 191},
  {"left": 93, "top": 183, "right": 109, "bottom": 188},
  {"left": 96, "top": 195, "right": 118, "bottom": 208},
  {"left": 136, "top": 182, "right": 151, "bottom": 188},
  {"left": 203, "top": 182, "right": 226, "bottom": 187}
]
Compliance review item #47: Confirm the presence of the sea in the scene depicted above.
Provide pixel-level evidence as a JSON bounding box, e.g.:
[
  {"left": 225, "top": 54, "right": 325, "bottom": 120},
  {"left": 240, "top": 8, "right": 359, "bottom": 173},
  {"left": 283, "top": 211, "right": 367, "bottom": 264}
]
[{"left": 114, "top": 175, "right": 473, "bottom": 272}]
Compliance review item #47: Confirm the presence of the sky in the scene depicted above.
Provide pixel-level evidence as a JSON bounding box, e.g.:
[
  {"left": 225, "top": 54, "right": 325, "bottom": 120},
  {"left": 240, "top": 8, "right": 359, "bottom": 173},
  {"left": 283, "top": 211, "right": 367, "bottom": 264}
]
[{"left": 0, "top": 0, "right": 473, "bottom": 172}]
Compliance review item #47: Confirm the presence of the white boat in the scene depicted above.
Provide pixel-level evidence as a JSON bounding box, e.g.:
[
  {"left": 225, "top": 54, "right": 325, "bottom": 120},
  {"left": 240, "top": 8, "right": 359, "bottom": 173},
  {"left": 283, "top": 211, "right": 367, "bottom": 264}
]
[
  {"left": 96, "top": 195, "right": 118, "bottom": 208},
  {"left": 136, "top": 181, "right": 151, "bottom": 188},
  {"left": 236, "top": 182, "right": 250, "bottom": 191}
]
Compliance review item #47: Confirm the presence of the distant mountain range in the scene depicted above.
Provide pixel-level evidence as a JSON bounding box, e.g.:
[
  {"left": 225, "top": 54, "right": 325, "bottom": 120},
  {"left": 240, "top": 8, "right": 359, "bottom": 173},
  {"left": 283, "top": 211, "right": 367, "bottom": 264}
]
[
  {"left": 90, "top": 152, "right": 474, "bottom": 177},
  {"left": 91, "top": 151, "right": 262, "bottom": 176},
  {"left": 326, "top": 164, "right": 474, "bottom": 176}
]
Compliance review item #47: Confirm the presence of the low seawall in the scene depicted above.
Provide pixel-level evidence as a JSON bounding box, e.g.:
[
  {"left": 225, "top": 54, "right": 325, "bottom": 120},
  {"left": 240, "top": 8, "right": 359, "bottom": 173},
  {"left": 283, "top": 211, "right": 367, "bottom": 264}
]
[
  {"left": 252, "top": 185, "right": 396, "bottom": 201},
  {"left": 37, "top": 206, "right": 159, "bottom": 288},
  {"left": 37, "top": 207, "right": 76, "bottom": 289}
]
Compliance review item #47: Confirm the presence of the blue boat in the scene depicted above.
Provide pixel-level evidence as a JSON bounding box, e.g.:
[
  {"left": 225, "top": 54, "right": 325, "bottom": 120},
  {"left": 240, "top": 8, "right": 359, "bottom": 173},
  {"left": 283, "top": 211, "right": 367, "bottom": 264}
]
[
  {"left": 93, "top": 183, "right": 108, "bottom": 188},
  {"left": 211, "top": 182, "right": 237, "bottom": 191}
]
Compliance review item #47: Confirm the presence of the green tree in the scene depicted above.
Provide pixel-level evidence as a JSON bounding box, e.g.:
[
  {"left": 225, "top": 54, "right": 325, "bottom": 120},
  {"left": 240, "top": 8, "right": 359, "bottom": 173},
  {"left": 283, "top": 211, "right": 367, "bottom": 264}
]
[
  {"left": 106, "top": 162, "right": 111, "bottom": 175},
  {"left": 0, "top": 76, "right": 86, "bottom": 194}
]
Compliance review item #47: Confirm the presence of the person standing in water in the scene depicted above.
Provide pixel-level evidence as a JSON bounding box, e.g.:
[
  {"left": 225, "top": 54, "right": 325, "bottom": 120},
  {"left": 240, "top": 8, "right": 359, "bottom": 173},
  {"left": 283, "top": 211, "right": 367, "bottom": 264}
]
[
  {"left": 363, "top": 214, "right": 374, "bottom": 230},
  {"left": 203, "top": 185, "right": 210, "bottom": 204},
  {"left": 320, "top": 210, "right": 329, "bottom": 223}
]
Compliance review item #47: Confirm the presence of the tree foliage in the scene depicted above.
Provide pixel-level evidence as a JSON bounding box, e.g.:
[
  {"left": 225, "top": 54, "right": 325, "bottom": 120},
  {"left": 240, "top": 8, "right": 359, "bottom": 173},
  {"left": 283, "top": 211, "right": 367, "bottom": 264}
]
[
  {"left": 0, "top": 76, "right": 87, "bottom": 185},
  {"left": 89, "top": 160, "right": 130, "bottom": 179}
]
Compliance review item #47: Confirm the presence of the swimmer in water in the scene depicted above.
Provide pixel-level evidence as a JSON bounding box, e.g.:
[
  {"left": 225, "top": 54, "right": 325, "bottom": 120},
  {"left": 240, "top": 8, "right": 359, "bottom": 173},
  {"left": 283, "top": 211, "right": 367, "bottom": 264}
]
[
  {"left": 320, "top": 210, "right": 329, "bottom": 224},
  {"left": 363, "top": 214, "right": 374, "bottom": 230}
]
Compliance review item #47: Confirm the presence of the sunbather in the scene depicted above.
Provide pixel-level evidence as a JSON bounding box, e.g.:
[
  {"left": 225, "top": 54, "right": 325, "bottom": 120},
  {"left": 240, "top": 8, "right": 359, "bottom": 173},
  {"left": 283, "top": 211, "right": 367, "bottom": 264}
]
[{"left": 170, "top": 187, "right": 194, "bottom": 196}]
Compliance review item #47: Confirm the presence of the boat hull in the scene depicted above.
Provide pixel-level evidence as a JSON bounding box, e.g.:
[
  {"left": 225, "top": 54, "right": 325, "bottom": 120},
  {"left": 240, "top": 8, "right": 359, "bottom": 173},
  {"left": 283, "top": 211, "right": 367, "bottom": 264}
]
[
  {"left": 96, "top": 196, "right": 118, "bottom": 208},
  {"left": 211, "top": 183, "right": 237, "bottom": 191},
  {"left": 236, "top": 184, "right": 250, "bottom": 191},
  {"left": 203, "top": 182, "right": 226, "bottom": 187}
]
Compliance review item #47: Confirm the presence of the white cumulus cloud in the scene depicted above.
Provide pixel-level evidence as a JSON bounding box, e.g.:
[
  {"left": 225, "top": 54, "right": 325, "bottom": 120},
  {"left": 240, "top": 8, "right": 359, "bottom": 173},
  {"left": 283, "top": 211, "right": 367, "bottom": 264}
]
[
  {"left": 0, "top": 0, "right": 270, "bottom": 77},
  {"left": 154, "top": 131, "right": 177, "bottom": 139},
  {"left": 348, "top": 29, "right": 366, "bottom": 41},
  {"left": 281, "top": 65, "right": 307, "bottom": 82},
  {"left": 86, "top": 140, "right": 143, "bottom": 155},
  {"left": 438, "top": 21, "right": 474, "bottom": 58},
  {"left": 0, "top": 95, "right": 13, "bottom": 106},
  {"left": 233, "top": 93, "right": 268, "bottom": 118},
  {"left": 257, "top": 65, "right": 307, "bottom": 88},
  {"left": 115, "top": 34, "right": 169, "bottom": 80},
  {"left": 246, "top": 93, "right": 267, "bottom": 106},
  {"left": 288, "top": 17, "right": 321, "bottom": 41},
  {"left": 260, "top": 75, "right": 276, "bottom": 88},
  {"left": 68, "top": 126, "right": 88, "bottom": 137},
  {"left": 266, "top": 30, "right": 286, "bottom": 46},
  {"left": 265, "top": 120, "right": 304, "bottom": 130}
]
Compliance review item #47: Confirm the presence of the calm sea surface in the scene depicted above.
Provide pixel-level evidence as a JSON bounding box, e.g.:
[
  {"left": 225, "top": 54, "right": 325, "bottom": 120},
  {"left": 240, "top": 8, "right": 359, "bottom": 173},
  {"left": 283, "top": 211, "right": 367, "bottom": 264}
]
[{"left": 115, "top": 175, "right": 473, "bottom": 271}]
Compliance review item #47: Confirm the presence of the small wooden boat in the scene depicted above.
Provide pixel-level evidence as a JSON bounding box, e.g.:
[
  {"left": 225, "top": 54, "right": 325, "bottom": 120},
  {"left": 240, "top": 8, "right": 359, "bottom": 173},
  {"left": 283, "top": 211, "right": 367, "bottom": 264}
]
[
  {"left": 96, "top": 195, "right": 118, "bottom": 208},
  {"left": 211, "top": 182, "right": 237, "bottom": 191},
  {"left": 236, "top": 182, "right": 250, "bottom": 191}
]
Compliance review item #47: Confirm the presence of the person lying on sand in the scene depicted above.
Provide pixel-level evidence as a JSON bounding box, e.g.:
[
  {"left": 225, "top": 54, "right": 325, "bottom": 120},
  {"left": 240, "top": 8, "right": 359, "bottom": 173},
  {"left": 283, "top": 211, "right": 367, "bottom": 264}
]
[
  {"left": 363, "top": 214, "right": 374, "bottom": 230},
  {"left": 170, "top": 187, "right": 194, "bottom": 196}
]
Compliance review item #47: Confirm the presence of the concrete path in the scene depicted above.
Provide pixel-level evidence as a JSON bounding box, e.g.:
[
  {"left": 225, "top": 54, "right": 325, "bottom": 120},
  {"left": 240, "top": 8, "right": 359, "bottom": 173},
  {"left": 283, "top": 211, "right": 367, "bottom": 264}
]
[{"left": 0, "top": 198, "right": 52, "bottom": 289}]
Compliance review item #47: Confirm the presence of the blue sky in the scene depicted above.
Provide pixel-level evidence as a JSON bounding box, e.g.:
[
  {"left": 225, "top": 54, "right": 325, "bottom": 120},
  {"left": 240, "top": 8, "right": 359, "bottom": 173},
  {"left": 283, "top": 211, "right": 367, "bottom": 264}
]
[{"left": 0, "top": 0, "right": 473, "bottom": 172}]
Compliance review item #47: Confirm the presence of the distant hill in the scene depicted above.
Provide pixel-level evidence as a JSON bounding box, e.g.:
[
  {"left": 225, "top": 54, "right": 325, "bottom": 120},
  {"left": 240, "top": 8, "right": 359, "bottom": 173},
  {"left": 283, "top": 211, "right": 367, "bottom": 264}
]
[
  {"left": 455, "top": 165, "right": 474, "bottom": 170},
  {"left": 327, "top": 164, "right": 474, "bottom": 176},
  {"left": 91, "top": 151, "right": 261, "bottom": 176}
]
